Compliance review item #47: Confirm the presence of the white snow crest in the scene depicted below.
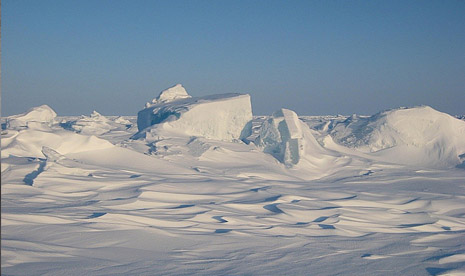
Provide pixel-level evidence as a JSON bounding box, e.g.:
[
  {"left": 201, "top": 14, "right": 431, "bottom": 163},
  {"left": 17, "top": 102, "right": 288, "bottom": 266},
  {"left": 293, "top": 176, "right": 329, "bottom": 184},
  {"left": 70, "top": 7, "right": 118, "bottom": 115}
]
[
  {"left": 6, "top": 105, "right": 57, "bottom": 128},
  {"left": 145, "top": 84, "right": 191, "bottom": 107},
  {"left": 70, "top": 110, "right": 113, "bottom": 135},
  {"left": 330, "top": 106, "right": 465, "bottom": 167}
]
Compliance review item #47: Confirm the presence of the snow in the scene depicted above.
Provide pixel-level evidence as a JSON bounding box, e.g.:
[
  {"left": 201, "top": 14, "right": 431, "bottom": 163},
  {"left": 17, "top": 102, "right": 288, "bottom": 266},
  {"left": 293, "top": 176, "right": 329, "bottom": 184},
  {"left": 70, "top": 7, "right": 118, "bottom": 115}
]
[
  {"left": 255, "top": 108, "right": 342, "bottom": 178},
  {"left": 68, "top": 110, "right": 114, "bottom": 135},
  {"left": 329, "top": 106, "right": 465, "bottom": 168},
  {"left": 5, "top": 105, "right": 57, "bottom": 129},
  {"left": 55, "top": 111, "right": 136, "bottom": 139},
  {"left": 1, "top": 128, "right": 115, "bottom": 159},
  {"left": 137, "top": 86, "right": 253, "bottom": 141},
  {"left": 2, "top": 102, "right": 465, "bottom": 275},
  {"left": 145, "top": 83, "right": 191, "bottom": 107},
  {"left": 256, "top": 108, "right": 312, "bottom": 165}
]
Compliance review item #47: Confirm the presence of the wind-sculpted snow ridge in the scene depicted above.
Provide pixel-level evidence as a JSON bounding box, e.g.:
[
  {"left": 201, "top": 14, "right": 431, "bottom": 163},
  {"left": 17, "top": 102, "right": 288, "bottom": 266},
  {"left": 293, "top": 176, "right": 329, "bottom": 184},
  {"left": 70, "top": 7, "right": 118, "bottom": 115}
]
[
  {"left": 136, "top": 85, "right": 253, "bottom": 142},
  {"left": 329, "top": 106, "right": 465, "bottom": 168},
  {"left": 2, "top": 125, "right": 115, "bottom": 159},
  {"left": 5, "top": 105, "right": 57, "bottom": 129}
]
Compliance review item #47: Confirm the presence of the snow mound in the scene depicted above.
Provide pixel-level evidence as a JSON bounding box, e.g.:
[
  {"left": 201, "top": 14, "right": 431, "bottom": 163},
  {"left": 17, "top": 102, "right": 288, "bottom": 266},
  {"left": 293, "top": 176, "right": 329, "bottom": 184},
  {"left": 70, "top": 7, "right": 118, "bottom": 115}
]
[
  {"left": 114, "top": 116, "right": 132, "bottom": 125},
  {"left": 6, "top": 105, "right": 57, "bottom": 128},
  {"left": 60, "top": 111, "right": 133, "bottom": 135},
  {"left": 70, "top": 111, "right": 114, "bottom": 135},
  {"left": 137, "top": 85, "right": 252, "bottom": 142},
  {"left": 1, "top": 128, "right": 114, "bottom": 159},
  {"left": 145, "top": 84, "right": 191, "bottom": 107},
  {"left": 330, "top": 106, "right": 465, "bottom": 167},
  {"left": 255, "top": 108, "right": 330, "bottom": 166}
]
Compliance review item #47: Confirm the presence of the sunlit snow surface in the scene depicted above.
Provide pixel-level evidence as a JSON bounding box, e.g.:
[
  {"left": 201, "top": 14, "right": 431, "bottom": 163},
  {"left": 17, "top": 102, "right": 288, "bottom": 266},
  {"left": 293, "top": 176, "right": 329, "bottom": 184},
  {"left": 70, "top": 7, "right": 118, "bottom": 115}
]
[{"left": 2, "top": 110, "right": 465, "bottom": 275}]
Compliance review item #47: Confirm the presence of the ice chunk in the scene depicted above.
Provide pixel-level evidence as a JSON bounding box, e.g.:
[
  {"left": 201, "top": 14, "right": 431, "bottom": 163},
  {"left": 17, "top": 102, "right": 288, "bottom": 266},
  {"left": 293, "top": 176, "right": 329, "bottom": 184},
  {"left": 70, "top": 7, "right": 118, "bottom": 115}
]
[
  {"left": 61, "top": 111, "right": 133, "bottom": 135},
  {"left": 330, "top": 106, "right": 465, "bottom": 168},
  {"left": 70, "top": 111, "right": 113, "bottom": 135},
  {"left": 255, "top": 108, "right": 327, "bottom": 166},
  {"left": 146, "top": 84, "right": 191, "bottom": 107},
  {"left": 136, "top": 86, "right": 253, "bottom": 142},
  {"left": 6, "top": 105, "right": 57, "bottom": 129},
  {"left": 114, "top": 116, "right": 132, "bottom": 125}
]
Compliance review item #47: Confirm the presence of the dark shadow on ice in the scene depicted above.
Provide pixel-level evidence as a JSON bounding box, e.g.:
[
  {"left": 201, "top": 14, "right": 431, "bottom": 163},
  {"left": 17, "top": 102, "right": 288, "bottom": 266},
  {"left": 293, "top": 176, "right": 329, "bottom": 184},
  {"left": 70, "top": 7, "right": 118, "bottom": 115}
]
[
  {"left": 457, "top": 154, "right": 465, "bottom": 168},
  {"left": 212, "top": 216, "right": 228, "bottom": 223},
  {"left": 23, "top": 160, "right": 47, "bottom": 186},
  {"left": 320, "top": 206, "right": 340, "bottom": 210},
  {"left": 263, "top": 203, "right": 284, "bottom": 214},
  {"left": 313, "top": 216, "right": 329, "bottom": 223},
  {"left": 361, "top": 170, "right": 374, "bottom": 176},
  {"left": 249, "top": 186, "right": 270, "bottom": 192},
  {"left": 239, "top": 120, "right": 253, "bottom": 144},
  {"left": 426, "top": 267, "right": 449, "bottom": 276},
  {"left": 59, "top": 120, "right": 76, "bottom": 131},
  {"left": 87, "top": 212, "right": 107, "bottom": 219},
  {"left": 264, "top": 195, "right": 281, "bottom": 202},
  {"left": 318, "top": 224, "right": 336, "bottom": 229},
  {"left": 171, "top": 204, "right": 195, "bottom": 209},
  {"left": 214, "top": 229, "right": 232, "bottom": 234}
]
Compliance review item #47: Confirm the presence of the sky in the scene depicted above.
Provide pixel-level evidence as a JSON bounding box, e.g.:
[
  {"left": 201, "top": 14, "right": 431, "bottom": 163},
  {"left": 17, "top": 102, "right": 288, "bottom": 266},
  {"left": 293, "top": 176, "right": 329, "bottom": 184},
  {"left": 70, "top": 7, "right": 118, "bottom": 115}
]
[{"left": 2, "top": 0, "right": 465, "bottom": 116}]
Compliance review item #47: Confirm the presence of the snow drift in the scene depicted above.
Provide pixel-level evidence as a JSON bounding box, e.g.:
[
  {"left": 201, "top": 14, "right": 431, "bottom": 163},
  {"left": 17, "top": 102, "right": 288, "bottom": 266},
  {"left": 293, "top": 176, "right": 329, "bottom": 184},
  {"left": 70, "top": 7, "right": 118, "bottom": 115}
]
[
  {"left": 137, "top": 84, "right": 253, "bottom": 141},
  {"left": 255, "top": 108, "right": 334, "bottom": 167},
  {"left": 329, "top": 106, "right": 465, "bottom": 168},
  {"left": 2, "top": 106, "right": 114, "bottom": 159},
  {"left": 1, "top": 129, "right": 115, "bottom": 159},
  {"left": 67, "top": 111, "right": 127, "bottom": 135},
  {"left": 5, "top": 105, "right": 57, "bottom": 129},
  {"left": 3, "top": 101, "right": 465, "bottom": 275}
]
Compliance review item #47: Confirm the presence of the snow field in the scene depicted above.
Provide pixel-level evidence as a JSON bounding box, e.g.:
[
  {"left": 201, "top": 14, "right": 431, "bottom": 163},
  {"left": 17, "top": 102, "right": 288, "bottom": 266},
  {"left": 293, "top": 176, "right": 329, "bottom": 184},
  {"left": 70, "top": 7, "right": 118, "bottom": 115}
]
[{"left": 2, "top": 87, "right": 465, "bottom": 275}]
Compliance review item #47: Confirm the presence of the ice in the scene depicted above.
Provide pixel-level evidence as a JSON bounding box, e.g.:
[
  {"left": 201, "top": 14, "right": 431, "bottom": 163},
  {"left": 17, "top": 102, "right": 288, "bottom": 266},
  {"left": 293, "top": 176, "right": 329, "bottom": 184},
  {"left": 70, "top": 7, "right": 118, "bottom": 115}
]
[
  {"left": 59, "top": 111, "right": 134, "bottom": 136},
  {"left": 5, "top": 105, "right": 57, "bottom": 129},
  {"left": 137, "top": 85, "right": 253, "bottom": 141},
  {"left": 145, "top": 84, "right": 191, "bottom": 107},
  {"left": 68, "top": 110, "right": 114, "bottom": 135},
  {"left": 329, "top": 106, "right": 465, "bottom": 168},
  {"left": 114, "top": 116, "right": 132, "bottom": 125},
  {"left": 2, "top": 103, "right": 465, "bottom": 275},
  {"left": 255, "top": 108, "right": 334, "bottom": 167},
  {"left": 255, "top": 108, "right": 303, "bottom": 165}
]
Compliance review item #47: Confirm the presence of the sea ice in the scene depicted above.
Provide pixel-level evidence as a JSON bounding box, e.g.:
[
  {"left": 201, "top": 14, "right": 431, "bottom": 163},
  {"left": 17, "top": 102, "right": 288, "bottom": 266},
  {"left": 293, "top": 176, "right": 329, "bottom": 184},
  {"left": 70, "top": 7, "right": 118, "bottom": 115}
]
[
  {"left": 136, "top": 85, "right": 253, "bottom": 142},
  {"left": 2, "top": 103, "right": 465, "bottom": 275},
  {"left": 5, "top": 105, "right": 57, "bottom": 129},
  {"left": 69, "top": 111, "right": 114, "bottom": 135},
  {"left": 255, "top": 108, "right": 332, "bottom": 167},
  {"left": 145, "top": 84, "right": 191, "bottom": 107}
]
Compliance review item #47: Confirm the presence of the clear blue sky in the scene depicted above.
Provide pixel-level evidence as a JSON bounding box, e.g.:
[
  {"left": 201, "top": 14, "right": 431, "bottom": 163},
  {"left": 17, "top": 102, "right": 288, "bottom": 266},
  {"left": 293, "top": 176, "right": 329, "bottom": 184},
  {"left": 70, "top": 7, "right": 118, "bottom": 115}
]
[{"left": 2, "top": 0, "right": 465, "bottom": 116}]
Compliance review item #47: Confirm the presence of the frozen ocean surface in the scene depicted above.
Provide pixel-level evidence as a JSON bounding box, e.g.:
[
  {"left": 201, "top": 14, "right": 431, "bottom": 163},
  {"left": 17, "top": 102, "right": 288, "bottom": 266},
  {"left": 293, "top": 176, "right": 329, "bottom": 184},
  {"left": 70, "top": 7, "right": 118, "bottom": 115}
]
[{"left": 2, "top": 89, "right": 465, "bottom": 275}]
